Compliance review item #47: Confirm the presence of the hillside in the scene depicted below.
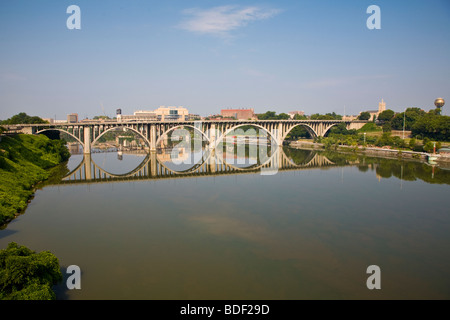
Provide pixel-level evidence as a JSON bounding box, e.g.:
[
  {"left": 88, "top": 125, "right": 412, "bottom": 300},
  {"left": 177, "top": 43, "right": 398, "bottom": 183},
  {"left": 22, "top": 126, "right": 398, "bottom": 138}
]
[{"left": 0, "top": 134, "right": 70, "bottom": 226}]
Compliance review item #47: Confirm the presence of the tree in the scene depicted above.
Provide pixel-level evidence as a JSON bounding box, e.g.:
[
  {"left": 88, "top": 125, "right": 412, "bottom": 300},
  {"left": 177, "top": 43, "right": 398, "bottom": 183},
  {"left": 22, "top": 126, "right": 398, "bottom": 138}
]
[
  {"left": 382, "top": 122, "right": 392, "bottom": 132},
  {"left": 286, "top": 126, "right": 311, "bottom": 140},
  {"left": 0, "top": 242, "right": 62, "bottom": 300},
  {"left": 409, "top": 138, "right": 416, "bottom": 150},
  {"left": 93, "top": 115, "right": 111, "bottom": 120},
  {"left": 310, "top": 113, "right": 342, "bottom": 120},
  {"left": 257, "top": 111, "right": 292, "bottom": 120},
  {"left": 391, "top": 108, "right": 426, "bottom": 130},
  {"left": 377, "top": 109, "right": 395, "bottom": 122},
  {"left": 328, "top": 123, "right": 357, "bottom": 136},
  {"left": 257, "top": 111, "right": 277, "bottom": 120},
  {"left": 358, "top": 112, "right": 371, "bottom": 120},
  {"left": 293, "top": 114, "right": 307, "bottom": 120},
  {"left": 412, "top": 114, "right": 450, "bottom": 141},
  {"left": 278, "top": 113, "right": 290, "bottom": 120},
  {"left": 375, "top": 132, "right": 394, "bottom": 147},
  {"left": 1, "top": 113, "right": 48, "bottom": 125}
]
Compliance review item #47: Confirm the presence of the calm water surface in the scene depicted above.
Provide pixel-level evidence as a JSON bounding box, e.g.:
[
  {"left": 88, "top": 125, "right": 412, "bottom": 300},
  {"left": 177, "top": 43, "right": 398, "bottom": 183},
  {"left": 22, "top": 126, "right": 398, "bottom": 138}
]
[{"left": 1, "top": 147, "right": 450, "bottom": 299}]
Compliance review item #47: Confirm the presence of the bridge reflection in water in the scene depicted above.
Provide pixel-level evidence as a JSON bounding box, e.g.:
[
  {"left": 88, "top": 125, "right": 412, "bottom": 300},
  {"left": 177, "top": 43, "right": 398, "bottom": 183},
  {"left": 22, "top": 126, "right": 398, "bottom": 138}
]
[{"left": 59, "top": 147, "right": 339, "bottom": 184}]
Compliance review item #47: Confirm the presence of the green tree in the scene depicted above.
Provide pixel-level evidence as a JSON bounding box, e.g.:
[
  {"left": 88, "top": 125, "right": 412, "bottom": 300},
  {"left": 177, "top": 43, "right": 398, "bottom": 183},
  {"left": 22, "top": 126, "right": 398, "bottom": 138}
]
[
  {"left": 382, "top": 122, "right": 392, "bottom": 132},
  {"left": 412, "top": 114, "right": 450, "bottom": 141},
  {"left": 375, "top": 132, "right": 394, "bottom": 147},
  {"left": 0, "top": 242, "right": 62, "bottom": 300},
  {"left": 257, "top": 111, "right": 293, "bottom": 120},
  {"left": 1, "top": 113, "right": 48, "bottom": 125},
  {"left": 278, "top": 113, "right": 290, "bottom": 120},
  {"left": 310, "top": 112, "right": 342, "bottom": 120},
  {"left": 93, "top": 115, "right": 111, "bottom": 120},
  {"left": 257, "top": 111, "right": 278, "bottom": 120},
  {"left": 358, "top": 112, "right": 371, "bottom": 120},
  {"left": 391, "top": 108, "right": 426, "bottom": 130},
  {"left": 293, "top": 114, "right": 307, "bottom": 120},
  {"left": 409, "top": 138, "right": 416, "bottom": 150},
  {"left": 377, "top": 109, "right": 395, "bottom": 122},
  {"left": 328, "top": 123, "right": 357, "bottom": 136},
  {"left": 286, "top": 125, "right": 311, "bottom": 140}
]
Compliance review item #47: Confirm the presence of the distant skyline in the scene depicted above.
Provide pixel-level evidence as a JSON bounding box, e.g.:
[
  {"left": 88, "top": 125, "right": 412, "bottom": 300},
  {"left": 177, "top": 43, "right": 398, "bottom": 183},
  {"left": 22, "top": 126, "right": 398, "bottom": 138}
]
[{"left": 1, "top": 0, "right": 449, "bottom": 120}]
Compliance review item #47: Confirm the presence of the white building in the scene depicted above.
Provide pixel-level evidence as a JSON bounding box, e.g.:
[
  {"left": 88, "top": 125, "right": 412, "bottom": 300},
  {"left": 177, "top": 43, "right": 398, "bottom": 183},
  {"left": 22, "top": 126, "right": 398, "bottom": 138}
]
[{"left": 118, "top": 106, "right": 189, "bottom": 122}]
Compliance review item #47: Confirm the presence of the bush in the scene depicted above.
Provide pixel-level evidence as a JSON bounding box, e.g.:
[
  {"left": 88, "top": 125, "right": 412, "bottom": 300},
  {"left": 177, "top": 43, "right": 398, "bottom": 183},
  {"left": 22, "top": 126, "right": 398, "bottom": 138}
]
[
  {"left": 0, "top": 242, "right": 62, "bottom": 300},
  {"left": 382, "top": 122, "right": 392, "bottom": 132}
]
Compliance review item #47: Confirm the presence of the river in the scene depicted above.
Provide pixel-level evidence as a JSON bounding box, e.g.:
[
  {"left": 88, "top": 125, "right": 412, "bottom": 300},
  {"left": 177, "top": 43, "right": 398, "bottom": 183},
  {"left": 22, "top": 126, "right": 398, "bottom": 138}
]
[{"left": 1, "top": 145, "right": 449, "bottom": 299}]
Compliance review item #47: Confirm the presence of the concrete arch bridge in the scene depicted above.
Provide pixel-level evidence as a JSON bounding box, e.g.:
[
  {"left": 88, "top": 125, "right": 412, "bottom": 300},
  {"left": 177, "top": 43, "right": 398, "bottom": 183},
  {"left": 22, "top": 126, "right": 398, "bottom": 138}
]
[{"left": 9, "top": 119, "right": 367, "bottom": 154}]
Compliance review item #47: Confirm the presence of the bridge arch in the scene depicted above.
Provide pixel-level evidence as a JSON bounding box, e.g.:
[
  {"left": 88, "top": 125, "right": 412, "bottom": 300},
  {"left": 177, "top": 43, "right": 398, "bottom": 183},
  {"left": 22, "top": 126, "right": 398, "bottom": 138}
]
[
  {"left": 64, "top": 152, "right": 151, "bottom": 180},
  {"left": 155, "top": 125, "right": 210, "bottom": 148},
  {"left": 281, "top": 123, "right": 318, "bottom": 142},
  {"left": 215, "top": 123, "right": 278, "bottom": 148},
  {"left": 35, "top": 128, "right": 85, "bottom": 148},
  {"left": 322, "top": 122, "right": 351, "bottom": 137},
  {"left": 91, "top": 126, "right": 151, "bottom": 149}
]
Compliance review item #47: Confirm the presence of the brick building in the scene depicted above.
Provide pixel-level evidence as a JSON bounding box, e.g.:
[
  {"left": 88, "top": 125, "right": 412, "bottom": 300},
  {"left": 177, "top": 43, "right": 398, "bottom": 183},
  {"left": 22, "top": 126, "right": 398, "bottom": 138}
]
[{"left": 220, "top": 108, "right": 256, "bottom": 120}]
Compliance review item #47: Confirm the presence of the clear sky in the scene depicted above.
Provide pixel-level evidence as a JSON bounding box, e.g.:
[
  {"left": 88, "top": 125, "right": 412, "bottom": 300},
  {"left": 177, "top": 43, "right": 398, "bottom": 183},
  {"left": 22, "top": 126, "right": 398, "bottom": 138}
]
[{"left": 1, "top": 0, "right": 449, "bottom": 120}]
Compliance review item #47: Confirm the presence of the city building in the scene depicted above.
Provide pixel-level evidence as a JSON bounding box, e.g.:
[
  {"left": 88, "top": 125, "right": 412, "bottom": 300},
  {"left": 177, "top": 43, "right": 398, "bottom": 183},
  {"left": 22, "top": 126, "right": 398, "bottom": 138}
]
[
  {"left": 119, "top": 110, "right": 158, "bottom": 122},
  {"left": 67, "top": 113, "right": 78, "bottom": 123},
  {"left": 220, "top": 108, "right": 256, "bottom": 120},
  {"left": 154, "top": 106, "right": 188, "bottom": 121},
  {"left": 187, "top": 114, "right": 201, "bottom": 120},
  {"left": 117, "top": 106, "right": 189, "bottom": 122}
]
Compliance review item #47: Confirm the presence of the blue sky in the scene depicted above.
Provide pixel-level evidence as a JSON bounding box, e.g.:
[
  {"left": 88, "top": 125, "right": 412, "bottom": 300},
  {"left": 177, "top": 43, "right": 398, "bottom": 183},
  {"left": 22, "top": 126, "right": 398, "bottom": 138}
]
[{"left": 1, "top": 0, "right": 449, "bottom": 120}]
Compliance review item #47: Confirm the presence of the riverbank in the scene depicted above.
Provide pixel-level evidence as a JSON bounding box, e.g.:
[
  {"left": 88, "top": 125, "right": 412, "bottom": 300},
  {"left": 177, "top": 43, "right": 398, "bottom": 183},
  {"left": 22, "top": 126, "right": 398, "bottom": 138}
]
[
  {"left": 0, "top": 134, "right": 70, "bottom": 227},
  {"left": 289, "top": 140, "right": 450, "bottom": 166}
]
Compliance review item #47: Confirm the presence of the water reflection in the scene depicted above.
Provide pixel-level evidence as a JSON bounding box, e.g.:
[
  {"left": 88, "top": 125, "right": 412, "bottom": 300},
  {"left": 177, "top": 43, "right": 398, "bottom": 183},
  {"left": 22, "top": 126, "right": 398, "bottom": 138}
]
[
  {"left": 59, "top": 146, "right": 338, "bottom": 183},
  {"left": 59, "top": 145, "right": 450, "bottom": 186}
]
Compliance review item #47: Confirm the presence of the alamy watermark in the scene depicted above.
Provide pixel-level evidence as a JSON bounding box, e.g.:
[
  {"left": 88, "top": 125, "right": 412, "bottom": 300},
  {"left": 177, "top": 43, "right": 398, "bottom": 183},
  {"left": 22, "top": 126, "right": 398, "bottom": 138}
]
[
  {"left": 367, "top": 5, "right": 381, "bottom": 30},
  {"left": 66, "top": 265, "right": 81, "bottom": 290},
  {"left": 66, "top": 4, "right": 381, "bottom": 31},
  {"left": 366, "top": 265, "right": 381, "bottom": 290}
]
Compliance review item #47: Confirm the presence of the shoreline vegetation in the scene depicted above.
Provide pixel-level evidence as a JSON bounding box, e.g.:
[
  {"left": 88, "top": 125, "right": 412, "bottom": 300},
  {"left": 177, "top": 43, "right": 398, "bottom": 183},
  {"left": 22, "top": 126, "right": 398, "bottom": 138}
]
[
  {"left": 0, "top": 242, "right": 62, "bottom": 300},
  {"left": 0, "top": 134, "right": 70, "bottom": 227},
  {"left": 289, "top": 140, "right": 450, "bottom": 165}
]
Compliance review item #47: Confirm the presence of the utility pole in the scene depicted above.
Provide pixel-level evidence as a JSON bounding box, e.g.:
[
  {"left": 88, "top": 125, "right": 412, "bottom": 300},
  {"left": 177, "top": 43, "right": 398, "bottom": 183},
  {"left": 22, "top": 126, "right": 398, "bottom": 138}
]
[{"left": 402, "top": 108, "right": 406, "bottom": 139}]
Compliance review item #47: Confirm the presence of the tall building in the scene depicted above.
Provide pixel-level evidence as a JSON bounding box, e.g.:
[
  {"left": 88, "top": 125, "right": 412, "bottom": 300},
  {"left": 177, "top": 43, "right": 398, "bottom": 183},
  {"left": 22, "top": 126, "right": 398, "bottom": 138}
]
[
  {"left": 378, "top": 99, "right": 386, "bottom": 114},
  {"left": 221, "top": 108, "right": 256, "bottom": 120},
  {"left": 67, "top": 113, "right": 78, "bottom": 123}
]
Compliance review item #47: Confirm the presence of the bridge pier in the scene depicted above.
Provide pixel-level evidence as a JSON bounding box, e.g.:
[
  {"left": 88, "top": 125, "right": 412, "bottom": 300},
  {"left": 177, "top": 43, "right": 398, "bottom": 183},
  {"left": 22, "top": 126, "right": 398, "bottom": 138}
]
[
  {"left": 150, "top": 124, "right": 157, "bottom": 152},
  {"left": 84, "top": 153, "right": 92, "bottom": 179},
  {"left": 83, "top": 127, "right": 91, "bottom": 154},
  {"left": 277, "top": 122, "right": 283, "bottom": 146},
  {"left": 209, "top": 123, "right": 216, "bottom": 150}
]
